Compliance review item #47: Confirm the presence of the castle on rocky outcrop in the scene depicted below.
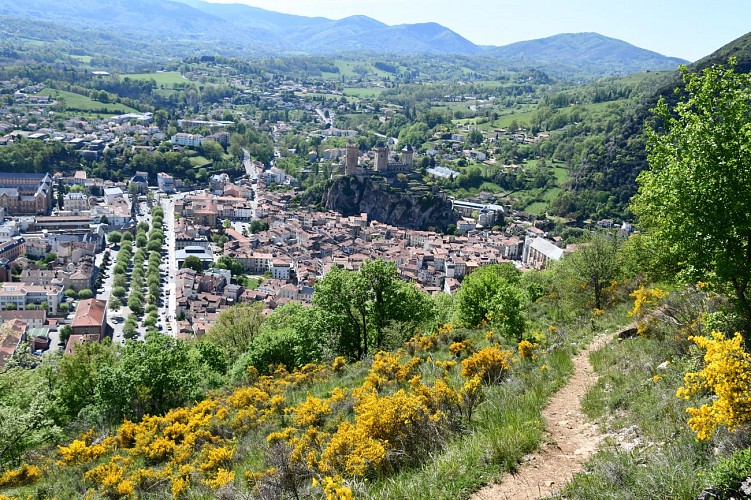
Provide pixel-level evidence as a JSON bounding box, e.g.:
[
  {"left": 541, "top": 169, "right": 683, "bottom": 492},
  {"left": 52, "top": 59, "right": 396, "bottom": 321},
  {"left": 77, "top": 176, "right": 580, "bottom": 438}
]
[{"left": 344, "top": 144, "right": 414, "bottom": 176}]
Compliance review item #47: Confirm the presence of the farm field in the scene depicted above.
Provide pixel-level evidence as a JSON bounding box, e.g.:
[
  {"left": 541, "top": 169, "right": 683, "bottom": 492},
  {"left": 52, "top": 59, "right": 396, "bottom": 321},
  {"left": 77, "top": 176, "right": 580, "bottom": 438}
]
[{"left": 38, "top": 88, "right": 137, "bottom": 114}]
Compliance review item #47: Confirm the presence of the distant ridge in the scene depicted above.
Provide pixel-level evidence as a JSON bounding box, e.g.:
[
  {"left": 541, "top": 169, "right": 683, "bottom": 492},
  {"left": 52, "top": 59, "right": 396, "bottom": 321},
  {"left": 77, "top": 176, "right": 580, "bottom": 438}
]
[
  {"left": 484, "top": 32, "right": 688, "bottom": 74},
  {"left": 0, "top": 0, "right": 688, "bottom": 73}
]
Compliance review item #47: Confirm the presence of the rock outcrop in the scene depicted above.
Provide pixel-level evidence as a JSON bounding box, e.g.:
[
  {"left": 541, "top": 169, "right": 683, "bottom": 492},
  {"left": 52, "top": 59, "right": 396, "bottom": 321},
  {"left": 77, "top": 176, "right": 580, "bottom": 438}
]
[{"left": 325, "top": 175, "right": 459, "bottom": 231}]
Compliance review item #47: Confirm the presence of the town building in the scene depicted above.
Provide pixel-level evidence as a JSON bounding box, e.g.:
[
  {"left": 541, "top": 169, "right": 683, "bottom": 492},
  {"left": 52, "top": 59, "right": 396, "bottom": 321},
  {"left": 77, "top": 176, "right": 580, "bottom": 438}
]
[
  {"left": 0, "top": 282, "right": 63, "bottom": 313},
  {"left": 522, "top": 237, "right": 564, "bottom": 269},
  {"left": 63, "top": 192, "right": 89, "bottom": 213},
  {"left": 171, "top": 133, "right": 204, "bottom": 147},
  {"left": 157, "top": 172, "right": 176, "bottom": 193},
  {"left": 0, "top": 172, "right": 53, "bottom": 215},
  {"left": 71, "top": 298, "right": 108, "bottom": 338}
]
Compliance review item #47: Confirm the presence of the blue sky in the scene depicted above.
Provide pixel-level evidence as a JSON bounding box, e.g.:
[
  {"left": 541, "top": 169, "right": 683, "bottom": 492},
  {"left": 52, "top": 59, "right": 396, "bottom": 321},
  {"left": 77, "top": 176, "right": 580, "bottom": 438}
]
[{"left": 206, "top": 0, "right": 750, "bottom": 61}]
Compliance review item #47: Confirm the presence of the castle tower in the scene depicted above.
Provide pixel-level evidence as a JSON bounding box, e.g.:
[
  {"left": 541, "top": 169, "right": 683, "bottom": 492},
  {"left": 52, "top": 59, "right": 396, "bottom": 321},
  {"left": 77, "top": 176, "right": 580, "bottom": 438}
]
[
  {"left": 345, "top": 144, "right": 359, "bottom": 175},
  {"left": 401, "top": 144, "right": 414, "bottom": 169},
  {"left": 375, "top": 146, "right": 389, "bottom": 172}
]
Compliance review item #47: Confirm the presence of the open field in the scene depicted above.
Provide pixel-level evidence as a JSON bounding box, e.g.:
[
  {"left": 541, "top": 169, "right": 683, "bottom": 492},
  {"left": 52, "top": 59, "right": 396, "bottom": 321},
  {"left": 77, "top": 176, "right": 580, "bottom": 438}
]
[
  {"left": 69, "top": 55, "right": 92, "bottom": 63},
  {"left": 123, "top": 71, "right": 190, "bottom": 87},
  {"left": 343, "top": 87, "right": 386, "bottom": 98},
  {"left": 39, "top": 88, "right": 137, "bottom": 114}
]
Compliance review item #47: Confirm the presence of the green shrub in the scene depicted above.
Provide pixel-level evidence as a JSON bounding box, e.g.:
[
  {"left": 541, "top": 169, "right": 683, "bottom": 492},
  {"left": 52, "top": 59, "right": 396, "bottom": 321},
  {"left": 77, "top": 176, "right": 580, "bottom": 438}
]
[{"left": 706, "top": 448, "right": 751, "bottom": 496}]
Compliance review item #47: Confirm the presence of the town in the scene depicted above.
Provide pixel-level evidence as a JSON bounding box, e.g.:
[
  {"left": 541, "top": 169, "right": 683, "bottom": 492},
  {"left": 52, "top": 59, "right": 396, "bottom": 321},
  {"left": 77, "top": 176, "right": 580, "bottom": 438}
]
[
  {"left": 0, "top": 70, "right": 635, "bottom": 367},
  {"left": 2, "top": 1, "right": 747, "bottom": 499}
]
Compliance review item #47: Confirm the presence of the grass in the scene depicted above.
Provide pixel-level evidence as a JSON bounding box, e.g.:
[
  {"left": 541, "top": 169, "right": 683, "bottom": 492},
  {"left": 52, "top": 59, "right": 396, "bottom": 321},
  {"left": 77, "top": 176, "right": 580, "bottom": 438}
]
[
  {"left": 367, "top": 308, "right": 632, "bottom": 499},
  {"left": 123, "top": 71, "right": 190, "bottom": 87},
  {"left": 558, "top": 298, "right": 719, "bottom": 499},
  {"left": 69, "top": 55, "right": 92, "bottom": 63},
  {"left": 492, "top": 110, "right": 537, "bottom": 129},
  {"left": 367, "top": 347, "right": 572, "bottom": 499},
  {"left": 189, "top": 156, "right": 212, "bottom": 168},
  {"left": 38, "top": 88, "right": 137, "bottom": 114},
  {"left": 523, "top": 202, "right": 547, "bottom": 215},
  {"left": 343, "top": 87, "right": 386, "bottom": 99}
]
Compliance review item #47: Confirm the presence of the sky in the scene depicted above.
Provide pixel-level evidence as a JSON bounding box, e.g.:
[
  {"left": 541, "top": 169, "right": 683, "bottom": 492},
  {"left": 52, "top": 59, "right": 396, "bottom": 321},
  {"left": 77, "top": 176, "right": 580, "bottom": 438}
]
[{"left": 204, "top": 0, "right": 751, "bottom": 62}]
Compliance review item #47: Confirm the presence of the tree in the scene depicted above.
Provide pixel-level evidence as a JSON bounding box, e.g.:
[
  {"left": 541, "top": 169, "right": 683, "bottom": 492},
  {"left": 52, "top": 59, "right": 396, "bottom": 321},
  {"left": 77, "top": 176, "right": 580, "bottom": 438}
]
[
  {"left": 59, "top": 325, "right": 72, "bottom": 345},
  {"left": 182, "top": 255, "right": 203, "bottom": 273},
  {"left": 135, "top": 234, "right": 147, "bottom": 248},
  {"left": 313, "top": 260, "right": 435, "bottom": 358},
  {"left": 250, "top": 220, "right": 269, "bottom": 234},
  {"left": 555, "top": 232, "right": 620, "bottom": 311},
  {"left": 78, "top": 289, "right": 93, "bottom": 300},
  {"left": 314, "top": 266, "right": 369, "bottom": 359},
  {"left": 123, "top": 319, "right": 138, "bottom": 340},
  {"left": 360, "top": 259, "right": 431, "bottom": 350},
  {"left": 631, "top": 61, "right": 751, "bottom": 331},
  {"left": 111, "top": 286, "right": 126, "bottom": 299},
  {"left": 121, "top": 232, "right": 133, "bottom": 242},
  {"left": 95, "top": 334, "right": 205, "bottom": 422},
  {"left": 455, "top": 263, "right": 522, "bottom": 328},
  {"left": 0, "top": 366, "right": 61, "bottom": 468},
  {"left": 485, "top": 283, "right": 526, "bottom": 340},
  {"left": 107, "top": 231, "right": 122, "bottom": 245},
  {"left": 57, "top": 340, "right": 119, "bottom": 421},
  {"left": 127, "top": 296, "right": 143, "bottom": 314},
  {"left": 203, "top": 303, "right": 264, "bottom": 361},
  {"left": 213, "top": 256, "right": 244, "bottom": 277}
]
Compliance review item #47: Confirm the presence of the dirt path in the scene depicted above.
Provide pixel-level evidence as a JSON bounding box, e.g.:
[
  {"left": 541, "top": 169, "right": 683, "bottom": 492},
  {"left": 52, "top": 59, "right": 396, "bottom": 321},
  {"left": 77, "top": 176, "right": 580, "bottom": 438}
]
[{"left": 472, "top": 331, "right": 614, "bottom": 500}]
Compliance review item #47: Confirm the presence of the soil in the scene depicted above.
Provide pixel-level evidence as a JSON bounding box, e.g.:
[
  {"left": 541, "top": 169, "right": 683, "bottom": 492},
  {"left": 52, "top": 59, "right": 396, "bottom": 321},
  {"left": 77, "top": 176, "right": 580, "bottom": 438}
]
[{"left": 471, "top": 331, "right": 614, "bottom": 500}]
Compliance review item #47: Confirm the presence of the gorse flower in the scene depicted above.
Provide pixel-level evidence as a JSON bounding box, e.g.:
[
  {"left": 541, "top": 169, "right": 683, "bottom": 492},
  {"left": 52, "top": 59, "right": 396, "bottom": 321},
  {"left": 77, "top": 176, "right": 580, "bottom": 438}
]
[
  {"left": 0, "top": 464, "right": 42, "bottom": 488},
  {"left": 677, "top": 331, "right": 751, "bottom": 440},
  {"left": 517, "top": 340, "right": 538, "bottom": 359},
  {"left": 629, "top": 286, "right": 668, "bottom": 317},
  {"left": 461, "top": 346, "right": 513, "bottom": 384}
]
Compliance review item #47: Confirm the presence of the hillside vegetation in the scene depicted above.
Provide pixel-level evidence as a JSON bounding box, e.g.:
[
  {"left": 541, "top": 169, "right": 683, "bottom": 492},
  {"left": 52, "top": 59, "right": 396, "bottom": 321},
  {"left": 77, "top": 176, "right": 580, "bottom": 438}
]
[{"left": 0, "top": 250, "right": 640, "bottom": 499}]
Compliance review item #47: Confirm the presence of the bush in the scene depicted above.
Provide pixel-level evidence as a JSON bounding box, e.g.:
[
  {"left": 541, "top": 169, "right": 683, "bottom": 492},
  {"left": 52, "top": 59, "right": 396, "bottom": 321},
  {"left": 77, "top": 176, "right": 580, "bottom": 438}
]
[
  {"left": 461, "top": 346, "right": 513, "bottom": 384},
  {"left": 706, "top": 448, "right": 751, "bottom": 497}
]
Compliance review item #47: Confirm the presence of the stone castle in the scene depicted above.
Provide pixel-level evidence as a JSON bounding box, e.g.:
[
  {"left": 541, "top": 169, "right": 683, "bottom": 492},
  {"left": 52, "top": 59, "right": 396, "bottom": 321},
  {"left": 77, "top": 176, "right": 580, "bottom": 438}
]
[{"left": 344, "top": 144, "right": 414, "bottom": 176}]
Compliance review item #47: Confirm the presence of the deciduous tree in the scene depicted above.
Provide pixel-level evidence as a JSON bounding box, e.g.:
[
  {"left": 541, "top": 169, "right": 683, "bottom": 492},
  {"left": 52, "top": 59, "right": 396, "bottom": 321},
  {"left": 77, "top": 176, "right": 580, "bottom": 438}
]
[{"left": 632, "top": 60, "right": 751, "bottom": 333}]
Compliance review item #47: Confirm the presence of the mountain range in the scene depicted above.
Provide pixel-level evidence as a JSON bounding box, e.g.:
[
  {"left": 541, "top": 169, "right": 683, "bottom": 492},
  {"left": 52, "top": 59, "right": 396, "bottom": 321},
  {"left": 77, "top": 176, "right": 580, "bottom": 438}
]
[{"left": 0, "top": 0, "right": 688, "bottom": 75}]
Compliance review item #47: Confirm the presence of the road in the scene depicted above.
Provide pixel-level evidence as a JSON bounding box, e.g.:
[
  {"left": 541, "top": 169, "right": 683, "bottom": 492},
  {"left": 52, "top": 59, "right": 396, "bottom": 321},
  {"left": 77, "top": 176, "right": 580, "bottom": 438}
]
[
  {"left": 161, "top": 193, "right": 181, "bottom": 337},
  {"left": 243, "top": 148, "right": 261, "bottom": 218},
  {"left": 315, "top": 107, "right": 334, "bottom": 126}
]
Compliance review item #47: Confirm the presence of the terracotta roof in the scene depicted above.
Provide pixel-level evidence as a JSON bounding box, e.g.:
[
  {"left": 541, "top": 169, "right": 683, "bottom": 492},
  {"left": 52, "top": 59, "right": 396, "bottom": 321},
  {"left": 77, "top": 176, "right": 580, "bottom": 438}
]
[
  {"left": 65, "top": 333, "right": 100, "bottom": 355},
  {"left": 71, "top": 298, "right": 107, "bottom": 328}
]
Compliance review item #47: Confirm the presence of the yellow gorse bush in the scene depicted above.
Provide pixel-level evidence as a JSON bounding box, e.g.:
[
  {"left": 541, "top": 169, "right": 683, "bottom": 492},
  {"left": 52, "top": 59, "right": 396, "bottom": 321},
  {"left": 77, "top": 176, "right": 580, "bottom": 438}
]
[
  {"left": 202, "top": 468, "right": 234, "bottom": 490},
  {"left": 362, "top": 351, "right": 422, "bottom": 391},
  {"left": 291, "top": 394, "right": 333, "bottom": 428},
  {"left": 449, "top": 340, "right": 473, "bottom": 356},
  {"left": 317, "top": 475, "right": 354, "bottom": 500},
  {"left": 629, "top": 285, "right": 669, "bottom": 317},
  {"left": 677, "top": 331, "right": 751, "bottom": 440},
  {"left": 0, "top": 464, "right": 42, "bottom": 488},
  {"left": 517, "top": 340, "right": 538, "bottom": 359},
  {"left": 461, "top": 346, "right": 513, "bottom": 384},
  {"left": 331, "top": 356, "right": 347, "bottom": 372},
  {"left": 36, "top": 325, "right": 526, "bottom": 498},
  {"left": 57, "top": 429, "right": 113, "bottom": 466},
  {"left": 85, "top": 461, "right": 134, "bottom": 498}
]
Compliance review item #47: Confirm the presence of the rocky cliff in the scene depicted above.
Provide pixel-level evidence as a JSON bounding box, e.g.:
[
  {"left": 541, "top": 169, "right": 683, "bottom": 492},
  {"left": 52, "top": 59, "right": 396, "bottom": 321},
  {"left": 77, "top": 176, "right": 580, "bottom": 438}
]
[{"left": 325, "top": 175, "right": 459, "bottom": 231}]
